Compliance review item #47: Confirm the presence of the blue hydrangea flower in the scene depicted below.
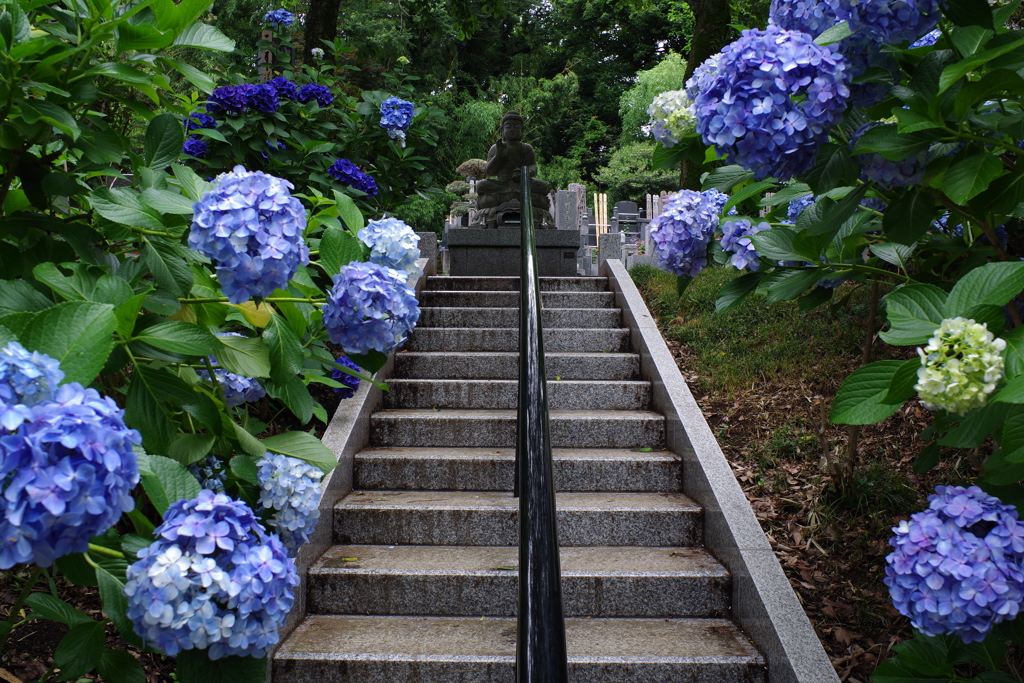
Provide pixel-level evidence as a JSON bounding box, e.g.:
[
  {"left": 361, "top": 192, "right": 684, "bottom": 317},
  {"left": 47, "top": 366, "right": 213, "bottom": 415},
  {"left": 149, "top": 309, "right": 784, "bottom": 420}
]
[
  {"left": 769, "top": 0, "right": 837, "bottom": 36},
  {"left": 358, "top": 217, "right": 421, "bottom": 281},
  {"left": 264, "top": 8, "right": 295, "bottom": 26},
  {"left": 188, "top": 455, "right": 228, "bottom": 494},
  {"left": 197, "top": 335, "right": 267, "bottom": 408},
  {"left": 0, "top": 382, "right": 141, "bottom": 569},
  {"left": 328, "top": 159, "right": 379, "bottom": 197},
  {"left": 885, "top": 485, "right": 1024, "bottom": 643},
  {"left": 825, "top": 0, "right": 943, "bottom": 46},
  {"left": 322, "top": 261, "right": 420, "bottom": 355},
  {"left": 650, "top": 190, "right": 723, "bottom": 277},
  {"left": 207, "top": 85, "right": 249, "bottom": 116},
  {"left": 852, "top": 123, "right": 929, "bottom": 187},
  {"left": 693, "top": 26, "right": 851, "bottom": 181},
  {"left": 331, "top": 356, "right": 362, "bottom": 399},
  {"left": 124, "top": 490, "right": 299, "bottom": 659},
  {"left": 684, "top": 53, "right": 721, "bottom": 104},
  {"left": 189, "top": 166, "right": 310, "bottom": 304},
  {"left": 911, "top": 29, "right": 942, "bottom": 48},
  {"left": 311, "top": 47, "right": 324, "bottom": 59},
  {"left": 182, "top": 136, "right": 208, "bottom": 159},
  {"left": 720, "top": 218, "right": 770, "bottom": 271},
  {"left": 242, "top": 83, "right": 279, "bottom": 115},
  {"left": 267, "top": 76, "right": 298, "bottom": 101},
  {"left": 256, "top": 453, "right": 322, "bottom": 554},
  {"left": 379, "top": 97, "right": 415, "bottom": 147},
  {"left": 786, "top": 194, "right": 816, "bottom": 224},
  {"left": 185, "top": 112, "right": 217, "bottom": 133},
  {"left": 0, "top": 341, "right": 64, "bottom": 409},
  {"left": 298, "top": 83, "right": 334, "bottom": 108}
]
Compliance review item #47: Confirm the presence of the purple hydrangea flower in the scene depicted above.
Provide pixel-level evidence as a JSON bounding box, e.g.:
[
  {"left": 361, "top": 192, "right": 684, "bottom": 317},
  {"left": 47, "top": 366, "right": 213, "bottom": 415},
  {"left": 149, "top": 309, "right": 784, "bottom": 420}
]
[
  {"left": 693, "top": 26, "right": 851, "bottom": 181},
  {"left": 885, "top": 485, "right": 1024, "bottom": 643},
  {"left": 185, "top": 112, "right": 217, "bottom": 132},
  {"left": 267, "top": 76, "right": 298, "bottom": 101},
  {"left": 257, "top": 453, "right": 322, "bottom": 555},
  {"left": 650, "top": 190, "right": 724, "bottom": 277},
  {"left": 825, "top": 0, "right": 943, "bottom": 46},
  {"left": 328, "top": 159, "right": 378, "bottom": 197},
  {"left": 0, "top": 342, "right": 64, "bottom": 408},
  {"left": 188, "top": 166, "right": 310, "bottom": 303},
  {"left": 322, "top": 261, "right": 420, "bottom": 355},
  {"left": 182, "top": 136, "right": 208, "bottom": 159},
  {"left": 769, "top": 0, "right": 837, "bottom": 36},
  {"left": 188, "top": 455, "right": 228, "bottom": 494},
  {"left": 685, "top": 53, "right": 721, "bottom": 104},
  {"left": 0, "top": 381, "right": 141, "bottom": 569},
  {"left": 207, "top": 85, "right": 249, "bottom": 116},
  {"left": 720, "top": 218, "right": 770, "bottom": 271},
  {"left": 911, "top": 29, "right": 942, "bottom": 48},
  {"left": 852, "top": 123, "right": 929, "bottom": 187},
  {"left": 379, "top": 97, "right": 415, "bottom": 147},
  {"left": 264, "top": 8, "right": 295, "bottom": 26},
  {"left": 243, "top": 83, "right": 279, "bottom": 115},
  {"left": 124, "top": 490, "right": 299, "bottom": 659},
  {"left": 786, "top": 194, "right": 816, "bottom": 224},
  {"left": 358, "top": 217, "right": 421, "bottom": 281},
  {"left": 297, "top": 83, "right": 334, "bottom": 108},
  {"left": 331, "top": 356, "right": 362, "bottom": 399}
]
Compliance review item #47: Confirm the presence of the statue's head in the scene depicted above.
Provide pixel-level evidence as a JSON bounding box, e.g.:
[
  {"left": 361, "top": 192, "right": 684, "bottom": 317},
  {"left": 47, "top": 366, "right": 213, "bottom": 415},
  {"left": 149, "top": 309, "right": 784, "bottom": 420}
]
[{"left": 501, "top": 111, "right": 524, "bottom": 141}]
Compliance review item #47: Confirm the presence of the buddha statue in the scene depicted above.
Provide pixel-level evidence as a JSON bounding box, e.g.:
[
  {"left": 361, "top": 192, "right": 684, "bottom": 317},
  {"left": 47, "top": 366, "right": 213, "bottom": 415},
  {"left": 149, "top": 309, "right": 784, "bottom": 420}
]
[{"left": 471, "top": 111, "right": 553, "bottom": 229}]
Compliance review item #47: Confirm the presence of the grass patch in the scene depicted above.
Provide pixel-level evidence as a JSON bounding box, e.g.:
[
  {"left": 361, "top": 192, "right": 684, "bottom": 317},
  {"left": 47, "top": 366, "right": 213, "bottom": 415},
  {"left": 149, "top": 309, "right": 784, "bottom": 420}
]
[{"left": 629, "top": 263, "right": 877, "bottom": 396}]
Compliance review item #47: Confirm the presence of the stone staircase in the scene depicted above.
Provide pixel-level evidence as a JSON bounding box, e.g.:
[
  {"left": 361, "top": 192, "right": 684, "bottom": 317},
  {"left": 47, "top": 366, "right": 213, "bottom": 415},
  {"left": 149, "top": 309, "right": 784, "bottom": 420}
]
[{"left": 273, "top": 275, "right": 766, "bottom": 682}]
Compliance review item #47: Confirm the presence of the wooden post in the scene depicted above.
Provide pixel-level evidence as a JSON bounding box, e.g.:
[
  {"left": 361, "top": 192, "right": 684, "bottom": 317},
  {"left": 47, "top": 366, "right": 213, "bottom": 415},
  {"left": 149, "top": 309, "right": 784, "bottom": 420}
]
[{"left": 259, "top": 29, "right": 274, "bottom": 80}]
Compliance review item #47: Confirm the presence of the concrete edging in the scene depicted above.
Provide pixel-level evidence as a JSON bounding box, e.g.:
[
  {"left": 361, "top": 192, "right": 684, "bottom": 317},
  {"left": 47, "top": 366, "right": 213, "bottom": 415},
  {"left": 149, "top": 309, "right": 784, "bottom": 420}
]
[
  {"left": 268, "top": 256, "right": 437, "bottom": 677},
  {"left": 603, "top": 258, "right": 838, "bottom": 683}
]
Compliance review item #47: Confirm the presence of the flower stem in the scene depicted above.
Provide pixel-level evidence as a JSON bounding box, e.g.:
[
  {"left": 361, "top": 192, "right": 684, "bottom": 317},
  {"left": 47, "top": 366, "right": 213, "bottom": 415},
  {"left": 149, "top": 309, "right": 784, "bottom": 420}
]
[
  {"left": 0, "top": 565, "right": 44, "bottom": 652},
  {"left": 181, "top": 297, "right": 324, "bottom": 304},
  {"left": 87, "top": 543, "right": 125, "bottom": 559}
]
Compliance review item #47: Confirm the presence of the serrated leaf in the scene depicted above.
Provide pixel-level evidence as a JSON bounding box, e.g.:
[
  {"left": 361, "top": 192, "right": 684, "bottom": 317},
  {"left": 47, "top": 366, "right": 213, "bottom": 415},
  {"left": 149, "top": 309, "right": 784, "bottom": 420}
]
[
  {"left": 883, "top": 189, "right": 936, "bottom": 245},
  {"left": 19, "top": 99, "right": 80, "bottom": 140},
  {"left": 331, "top": 190, "right": 365, "bottom": 233},
  {"left": 172, "top": 21, "right": 235, "bottom": 51},
  {"left": 167, "top": 433, "right": 216, "bottom": 466},
  {"left": 134, "top": 321, "right": 217, "bottom": 356},
  {"left": 802, "top": 143, "right": 859, "bottom": 194},
  {"left": 831, "top": 360, "right": 907, "bottom": 424},
  {"left": 814, "top": 21, "right": 856, "bottom": 45},
  {"left": 319, "top": 227, "right": 365, "bottom": 277},
  {"left": 230, "top": 454, "right": 260, "bottom": 484},
  {"left": 262, "top": 430, "right": 336, "bottom": 473},
  {"left": 22, "top": 301, "right": 115, "bottom": 385},
  {"left": 143, "top": 113, "right": 184, "bottom": 171},
  {"left": 232, "top": 421, "right": 266, "bottom": 457},
  {"left": 125, "top": 366, "right": 195, "bottom": 454},
  {"left": 138, "top": 453, "right": 202, "bottom": 515},
  {"left": 346, "top": 349, "right": 389, "bottom": 374},
  {"left": 972, "top": 171, "right": 1024, "bottom": 216},
  {"left": 914, "top": 441, "right": 942, "bottom": 474},
  {"left": 944, "top": 261, "right": 1024, "bottom": 317},
  {"left": 215, "top": 334, "right": 271, "bottom": 377},
  {"left": 176, "top": 650, "right": 266, "bottom": 683},
  {"left": 880, "top": 284, "right": 947, "bottom": 345},
  {"left": 0, "top": 279, "right": 52, "bottom": 314},
  {"left": 883, "top": 358, "right": 923, "bottom": 404},
  {"left": 171, "top": 163, "right": 214, "bottom": 201},
  {"left": 1003, "top": 326, "right": 1024, "bottom": 378},
  {"left": 763, "top": 267, "right": 823, "bottom": 303},
  {"left": 871, "top": 242, "right": 915, "bottom": 268},
  {"left": 25, "top": 593, "right": 94, "bottom": 628},
  {"left": 943, "top": 154, "right": 1004, "bottom": 205},
  {"left": 91, "top": 187, "right": 167, "bottom": 231},
  {"left": 943, "top": 0, "right": 995, "bottom": 29},
  {"left": 938, "top": 36, "right": 1024, "bottom": 94},
  {"left": 940, "top": 402, "right": 1010, "bottom": 447},
  {"left": 54, "top": 621, "right": 105, "bottom": 679},
  {"left": 95, "top": 565, "right": 144, "bottom": 651},
  {"left": 140, "top": 188, "right": 196, "bottom": 214},
  {"left": 715, "top": 271, "right": 765, "bottom": 312},
  {"left": 993, "top": 374, "right": 1024, "bottom": 404},
  {"left": 142, "top": 239, "right": 192, "bottom": 299},
  {"left": 751, "top": 227, "right": 804, "bottom": 262},
  {"left": 721, "top": 179, "right": 775, "bottom": 214},
  {"left": 96, "top": 648, "right": 146, "bottom": 683},
  {"left": 651, "top": 144, "right": 687, "bottom": 170},
  {"left": 264, "top": 375, "right": 314, "bottom": 422},
  {"left": 851, "top": 126, "right": 931, "bottom": 161},
  {"left": 264, "top": 314, "right": 304, "bottom": 384},
  {"left": 702, "top": 165, "right": 753, "bottom": 192}
]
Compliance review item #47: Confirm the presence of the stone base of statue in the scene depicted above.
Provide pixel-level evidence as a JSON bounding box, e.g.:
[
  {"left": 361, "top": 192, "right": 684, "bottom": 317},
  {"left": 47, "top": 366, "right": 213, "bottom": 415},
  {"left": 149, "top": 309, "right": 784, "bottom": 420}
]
[
  {"left": 447, "top": 228, "right": 579, "bottom": 276},
  {"left": 472, "top": 198, "right": 554, "bottom": 230}
]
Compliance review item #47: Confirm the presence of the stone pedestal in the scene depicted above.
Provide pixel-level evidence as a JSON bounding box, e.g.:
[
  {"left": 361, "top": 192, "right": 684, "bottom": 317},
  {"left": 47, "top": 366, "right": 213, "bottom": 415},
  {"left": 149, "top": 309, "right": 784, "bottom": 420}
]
[{"left": 447, "top": 228, "right": 580, "bottom": 276}]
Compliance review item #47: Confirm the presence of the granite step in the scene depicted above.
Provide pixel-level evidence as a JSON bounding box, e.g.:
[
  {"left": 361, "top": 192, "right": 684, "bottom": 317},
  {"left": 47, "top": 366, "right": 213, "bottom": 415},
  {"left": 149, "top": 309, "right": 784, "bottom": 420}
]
[
  {"left": 418, "top": 307, "right": 621, "bottom": 329},
  {"left": 308, "top": 545, "right": 730, "bottom": 618},
  {"left": 273, "top": 615, "right": 765, "bottom": 683},
  {"left": 421, "top": 291, "right": 616, "bottom": 309},
  {"left": 426, "top": 276, "right": 610, "bottom": 292},
  {"left": 333, "top": 490, "right": 700, "bottom": 547},
  {"left": 393, "top": 352, "right": 640, "bottom": 380},
  {"left": 381, "top": 379, "right": 652, "bottom": 411},
  {"left": 369, "top": 409, "right": 665, "bottom": 449},
  {"left": 403, "top": 327, "right": 631, "bottom": 353},
  {"left": 353, "top": 447, "right": 681, "bottom": 492}
]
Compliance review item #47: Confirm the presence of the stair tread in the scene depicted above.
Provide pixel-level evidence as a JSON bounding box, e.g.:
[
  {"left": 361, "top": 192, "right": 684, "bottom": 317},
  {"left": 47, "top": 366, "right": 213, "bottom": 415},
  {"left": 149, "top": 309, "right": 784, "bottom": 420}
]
[
  {"left": 313, "top": 544, "right": 725, "bottom": 576},
  {"left": 397, "top": 351, "right": 635, "bottom": 357},
  {"left": 276, "top": 615, "right": 763, "bottom": 663},
  {"left": 371, "top": 408, "right": 663, "bottom": 419},
  {"left": 336, "top": 490, "right": 698, "bottom": 512},
  {"left": 356, "top": 446, "right": 676, "bottom": 462}
]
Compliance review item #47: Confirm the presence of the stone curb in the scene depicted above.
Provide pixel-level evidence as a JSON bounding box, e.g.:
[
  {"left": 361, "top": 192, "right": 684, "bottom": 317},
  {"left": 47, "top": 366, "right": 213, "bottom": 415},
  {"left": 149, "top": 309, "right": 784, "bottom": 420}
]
[{"left": 602, "top": 259, "right": 838, "bottom": 683}]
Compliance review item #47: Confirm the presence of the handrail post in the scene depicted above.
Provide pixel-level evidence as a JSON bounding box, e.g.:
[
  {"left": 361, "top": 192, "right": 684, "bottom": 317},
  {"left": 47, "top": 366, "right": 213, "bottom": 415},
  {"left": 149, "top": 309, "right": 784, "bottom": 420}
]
[{"left": 515, "top": 166, "right": 569, "bottom": 683}]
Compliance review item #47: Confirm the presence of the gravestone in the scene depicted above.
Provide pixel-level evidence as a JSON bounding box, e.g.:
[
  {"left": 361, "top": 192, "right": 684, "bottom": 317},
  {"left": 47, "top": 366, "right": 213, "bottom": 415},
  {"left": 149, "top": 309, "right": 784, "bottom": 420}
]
[{"left": 554, "top": 190, "right": 578, "bottom": 230}]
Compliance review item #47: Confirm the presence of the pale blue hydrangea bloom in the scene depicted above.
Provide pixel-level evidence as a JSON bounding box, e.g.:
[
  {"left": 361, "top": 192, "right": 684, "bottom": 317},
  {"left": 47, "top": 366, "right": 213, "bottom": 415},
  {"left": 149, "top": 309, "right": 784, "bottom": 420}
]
[
  {"left": 0, "top": 381, "right": 141, "bottom": 568},
  {"left": 915, "top": 317, "right": 1006, "bottom": 415},
  {"left": 257, "top": 453, "right": 322, "bottom": 554},
  {"left": 189, "top": 166, "right": 310, "bottom": 304},
  {"left": 650, "top": 190, "right": 724, "bottom": 277},
  {"left": 358, "top": 217, "right": 422, "bottom": 281},
  {"left": 646, "top": 90, "right": 696, "bottom": 148},
  {"left": 311, "top": 47, "right": 324, "bottom": 59},
  {"left": 693, "top": 26, "right": 850, "bottom": 181},
  {"left": 720, "top": 218, "right": 770, "bottom": 271},
  {"left": 885, "top": 486, "right": 1024, "bottom": 643},
  {"left": 0, "top": 341, "right": 64, "bottom": 409},
  {"left": 322, "top": 261, "right": 420, "bottom": 355},
  {"left": 124, "top": 490, "right": 298, "bottom": 659}
]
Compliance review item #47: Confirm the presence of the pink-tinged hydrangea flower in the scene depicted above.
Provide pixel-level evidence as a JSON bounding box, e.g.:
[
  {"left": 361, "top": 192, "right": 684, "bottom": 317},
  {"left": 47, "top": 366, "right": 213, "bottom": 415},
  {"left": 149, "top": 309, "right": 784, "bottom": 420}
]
[
  {"left": 257, "top": 453, "right": 322, "bottom": 554},
  {"left": 692, "top": 26, "right": 851, "bottom": 181},
  {"left": 0, "top": 379, "right": 141, "bottom": 569},
  {"left": 124, "top": 490, "right": 298, "bottom": 658},
  {"left": 322, "top": 261, "right": 420, "bottom": 355},
  {"left": 188, "top": 166, "right": 309, "bottom": 304},
  {"left": 885, "top": 486, "right": 1024, "bottom": 643},
  {"left": 720, "top": 218, "right": 770, "bottom": 271},
  {"left": 358, "top": 217, "right": 421, "bottom": 281},
  {"left": 650, "top": 190, "right": 725, "bottom": 277}
]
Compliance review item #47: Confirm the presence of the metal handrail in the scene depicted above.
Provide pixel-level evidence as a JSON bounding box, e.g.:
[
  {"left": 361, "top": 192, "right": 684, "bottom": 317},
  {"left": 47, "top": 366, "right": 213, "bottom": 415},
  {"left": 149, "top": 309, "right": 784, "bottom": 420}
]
[{"left": 514, "top": 166, "right": 569, "bottom": 683}]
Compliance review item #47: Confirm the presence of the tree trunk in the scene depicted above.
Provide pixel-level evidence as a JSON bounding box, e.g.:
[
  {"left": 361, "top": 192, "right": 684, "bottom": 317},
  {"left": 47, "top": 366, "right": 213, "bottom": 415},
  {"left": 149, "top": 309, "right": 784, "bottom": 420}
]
[
  {"left": 303, "top": 0, "right": 341, "bottom": 63},
  {"left": 680, "top": 0, "right": 732, "bottom": 190}
]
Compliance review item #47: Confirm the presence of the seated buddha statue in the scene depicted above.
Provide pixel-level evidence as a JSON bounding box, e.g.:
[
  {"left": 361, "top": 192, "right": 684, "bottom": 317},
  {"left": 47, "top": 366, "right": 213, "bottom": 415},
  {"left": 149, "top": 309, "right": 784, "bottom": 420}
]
[{"left": 472, "top": 111, "right": 553, "bottom": 229}]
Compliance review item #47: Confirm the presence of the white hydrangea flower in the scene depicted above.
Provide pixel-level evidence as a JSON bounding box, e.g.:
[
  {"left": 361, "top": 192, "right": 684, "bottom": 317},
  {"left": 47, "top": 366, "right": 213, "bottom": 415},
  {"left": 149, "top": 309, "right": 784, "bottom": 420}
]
[
  {"left": 646, "top": 89, "right": 696, "bottom": 148},
  {"left": 914, "top": 317, "right": 1006, "bottom": 415}
]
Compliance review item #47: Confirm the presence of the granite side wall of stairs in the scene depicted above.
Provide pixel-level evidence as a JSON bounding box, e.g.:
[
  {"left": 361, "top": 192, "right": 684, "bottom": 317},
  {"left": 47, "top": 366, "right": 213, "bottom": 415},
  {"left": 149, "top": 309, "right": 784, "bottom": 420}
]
[{"left": 602, "top": 259, "right": 838, "bottom": 683}]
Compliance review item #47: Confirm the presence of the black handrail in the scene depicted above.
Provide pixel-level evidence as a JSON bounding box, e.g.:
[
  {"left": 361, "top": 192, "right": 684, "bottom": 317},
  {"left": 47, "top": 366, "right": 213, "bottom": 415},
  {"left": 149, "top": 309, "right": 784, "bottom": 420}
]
[{"left": 514, "top": 166, "right": 569, "bottom": 683}]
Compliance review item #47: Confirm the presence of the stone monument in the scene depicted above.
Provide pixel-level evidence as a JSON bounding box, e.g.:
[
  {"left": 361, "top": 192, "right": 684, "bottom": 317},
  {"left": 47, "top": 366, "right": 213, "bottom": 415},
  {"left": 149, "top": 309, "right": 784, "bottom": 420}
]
[{"left": 471, "top": 111, "right": 553, "bottom": 230}]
